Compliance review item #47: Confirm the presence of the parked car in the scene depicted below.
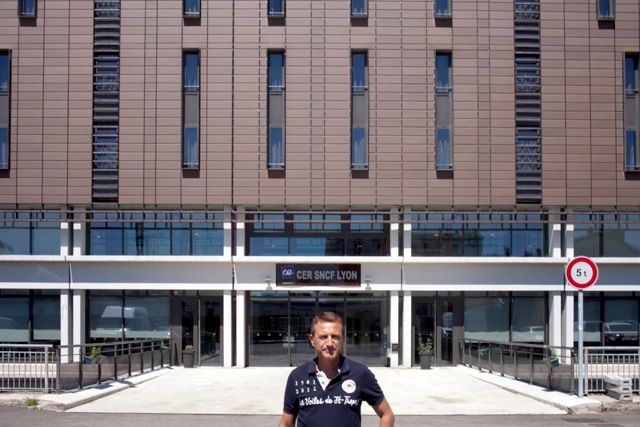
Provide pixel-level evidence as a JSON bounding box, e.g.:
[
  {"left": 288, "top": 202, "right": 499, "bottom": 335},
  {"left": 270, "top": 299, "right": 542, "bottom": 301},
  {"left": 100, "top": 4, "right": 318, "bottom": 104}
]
[{"left": 604, "top": 321, "right": 639, "bottom": 346}]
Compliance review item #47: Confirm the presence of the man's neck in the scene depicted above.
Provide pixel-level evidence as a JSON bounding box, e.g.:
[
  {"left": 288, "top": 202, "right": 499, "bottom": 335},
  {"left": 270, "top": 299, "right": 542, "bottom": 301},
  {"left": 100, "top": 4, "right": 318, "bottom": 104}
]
[{"left": 316, "top": 358, "right": 340, "bottom": 380}]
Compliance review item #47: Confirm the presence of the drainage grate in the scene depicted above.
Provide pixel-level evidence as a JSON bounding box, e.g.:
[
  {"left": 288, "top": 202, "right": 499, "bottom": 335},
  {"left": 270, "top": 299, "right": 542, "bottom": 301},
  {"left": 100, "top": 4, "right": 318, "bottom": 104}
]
[{"left": 561, "top": 418, "right": 606, "bottom": 423}]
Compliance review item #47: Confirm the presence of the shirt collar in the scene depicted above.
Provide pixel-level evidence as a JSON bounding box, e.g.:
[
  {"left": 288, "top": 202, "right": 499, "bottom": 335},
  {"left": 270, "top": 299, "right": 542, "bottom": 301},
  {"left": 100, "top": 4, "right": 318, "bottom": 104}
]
[{"left": 307, "top": 355, "right": 350, "bottom": 376}]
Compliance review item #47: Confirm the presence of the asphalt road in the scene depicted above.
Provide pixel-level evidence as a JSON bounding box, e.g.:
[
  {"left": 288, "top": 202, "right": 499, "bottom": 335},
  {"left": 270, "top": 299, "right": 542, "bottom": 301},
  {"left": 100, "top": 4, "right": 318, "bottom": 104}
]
[{"left": 1, "top": 407, "right": 640, "bottom": 427}]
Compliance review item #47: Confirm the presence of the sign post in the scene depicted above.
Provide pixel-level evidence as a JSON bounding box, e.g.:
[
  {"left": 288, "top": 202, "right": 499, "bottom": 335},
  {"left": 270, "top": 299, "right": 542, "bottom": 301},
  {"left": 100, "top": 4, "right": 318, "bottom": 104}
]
[{"left": 565, "top": 256, "right": 599, "bottom": 397}]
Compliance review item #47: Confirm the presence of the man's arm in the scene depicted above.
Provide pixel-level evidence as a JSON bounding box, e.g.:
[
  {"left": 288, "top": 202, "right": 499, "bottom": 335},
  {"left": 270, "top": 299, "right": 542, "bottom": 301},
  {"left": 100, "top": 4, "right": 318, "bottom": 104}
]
[
  {"left": 372, "top": 398, "right": 395, "bottom": 427},
  {"left": 278, "top": 411, "right": 297, "bottom": 427}
]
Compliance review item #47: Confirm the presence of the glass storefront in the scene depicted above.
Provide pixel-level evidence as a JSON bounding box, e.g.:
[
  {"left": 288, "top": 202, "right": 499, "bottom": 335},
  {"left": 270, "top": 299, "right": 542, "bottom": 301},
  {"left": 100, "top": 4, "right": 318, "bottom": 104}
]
[
  {"left": 574, "top": 294, "right": 639, "bottom": 346},
  {"left": 249, "top": 291, "right": 389, "bottom": 367},
  {"left": 0, "top": 290, "right": 60, "bottom": 343}
]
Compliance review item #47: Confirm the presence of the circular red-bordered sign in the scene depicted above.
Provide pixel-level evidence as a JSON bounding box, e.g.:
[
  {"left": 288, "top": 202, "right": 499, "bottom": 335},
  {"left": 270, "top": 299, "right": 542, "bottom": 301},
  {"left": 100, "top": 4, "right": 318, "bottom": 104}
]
[{"left": 566, "top": 256, "right": 599, "bottom": 289}]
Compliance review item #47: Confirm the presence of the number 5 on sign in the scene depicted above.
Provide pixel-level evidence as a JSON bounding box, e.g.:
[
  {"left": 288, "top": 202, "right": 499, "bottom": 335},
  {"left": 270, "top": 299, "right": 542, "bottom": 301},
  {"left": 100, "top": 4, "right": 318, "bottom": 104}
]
[{"left": 566, "top": 256, "right": 599, "bottom": 289}]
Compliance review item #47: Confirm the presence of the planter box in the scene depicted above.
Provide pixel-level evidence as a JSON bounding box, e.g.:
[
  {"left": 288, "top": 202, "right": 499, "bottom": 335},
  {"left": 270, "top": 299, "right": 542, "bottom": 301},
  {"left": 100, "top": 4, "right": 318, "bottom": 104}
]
[
  {"left": 420, "top": 353, "right": 432, "bottom": 370},
  {"left": 183, "top": 350, "right": 195, "bottom": 368}
]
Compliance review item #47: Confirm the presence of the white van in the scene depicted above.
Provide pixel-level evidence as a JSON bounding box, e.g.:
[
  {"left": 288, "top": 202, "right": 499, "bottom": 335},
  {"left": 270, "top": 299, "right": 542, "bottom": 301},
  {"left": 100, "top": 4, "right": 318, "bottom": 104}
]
[{"left": 94, "top": 306, "right": 151, "bottom": 339}]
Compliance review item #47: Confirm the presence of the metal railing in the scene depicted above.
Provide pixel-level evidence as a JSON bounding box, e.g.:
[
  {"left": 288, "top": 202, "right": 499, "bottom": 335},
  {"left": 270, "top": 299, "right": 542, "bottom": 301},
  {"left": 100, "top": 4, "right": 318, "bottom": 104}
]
[
  {"left": 461, "top": 339, "right": 575, "bottom": 394},
  {"left": 0, "top": 344, "right": 56, "bottom": 393},
  {"left": 0, "top": 339, "right": 173, "bottom": 393},
  {"left": 583, "top": 346, "right": 640, "bottom": 394}
]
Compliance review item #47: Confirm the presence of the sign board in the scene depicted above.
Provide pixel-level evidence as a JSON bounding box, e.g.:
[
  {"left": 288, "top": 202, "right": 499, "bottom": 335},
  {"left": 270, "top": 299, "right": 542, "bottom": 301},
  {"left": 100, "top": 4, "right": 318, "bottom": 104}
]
[
  {"left": 276, "top": 264, "right": 361, "bottom": 286},
  {"left": 566, "top": 256, "right": 598, "bottom": 289}
]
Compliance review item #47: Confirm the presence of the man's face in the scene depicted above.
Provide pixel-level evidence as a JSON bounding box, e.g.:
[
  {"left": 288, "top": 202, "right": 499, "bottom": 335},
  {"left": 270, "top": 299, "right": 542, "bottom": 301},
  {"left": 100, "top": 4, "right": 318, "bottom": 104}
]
[{"left": 309, "top": 321, "right": 343, "bottom": 362}]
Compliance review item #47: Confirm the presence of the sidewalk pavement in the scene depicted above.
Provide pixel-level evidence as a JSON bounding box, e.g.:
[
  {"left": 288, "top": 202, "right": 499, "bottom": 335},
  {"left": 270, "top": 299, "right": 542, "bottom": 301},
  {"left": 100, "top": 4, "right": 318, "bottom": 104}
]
[{"left": 0, "top": 365, "right": 637, "bottom": 415}]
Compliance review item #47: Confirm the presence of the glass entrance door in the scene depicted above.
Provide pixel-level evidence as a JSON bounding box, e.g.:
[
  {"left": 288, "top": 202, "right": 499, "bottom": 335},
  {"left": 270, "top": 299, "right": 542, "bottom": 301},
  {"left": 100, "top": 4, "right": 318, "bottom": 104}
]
[
  {"left": 199, "top": 299, "right": 222, "bottom": 366},
  {"left": 438, "top": 299, "right": 454, "bottom": 364},
  {"left": 250, "top": 296, "right": 289, "bottom": 366},
  {"left": 249, "top": 292, "right": 390, "bottom": 367},
  {"left": 412, "top": 297, "right": 435, "bottom": 366},
  {"left": 345, "top": 296, "right": 387, "bottom": 367}
]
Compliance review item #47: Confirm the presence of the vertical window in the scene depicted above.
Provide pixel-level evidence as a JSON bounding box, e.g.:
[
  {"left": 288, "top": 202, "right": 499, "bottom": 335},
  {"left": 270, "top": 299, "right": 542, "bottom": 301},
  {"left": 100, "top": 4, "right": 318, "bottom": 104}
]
[
  {"left": 351, "top": 0, "right": 367, "bottom": 17},
  {"left": 18, "top": 0, "right": 36, "bottom": 18},
  {"left": 268, "top": 51, "right": 285, "bottom": 169},
  {"left": 434, "top": 0, "right": 452, "bottom": 18},
  {"left": 351, "top": 51, "right": 368, "bottom": 170},
  {"left": 435, "top": 51, "right": 453, "bottom": 170},
  {"left": 183, "top": 0, "right": 200, "bottom": 17},
  {"left": 268, "top": 0, "right": 285, "bottom": 17},
  {"left": 625, "top": 54, "right": 639, "bottom": 171},
  {"left": 597, "top": 0, "right": 615, "bottom": 20},
  {"left": 0, "top": 52, "right": 9, "bottom": 170},
  {"left": 182, "top": 51, "right": 200, "bottom": 169}
]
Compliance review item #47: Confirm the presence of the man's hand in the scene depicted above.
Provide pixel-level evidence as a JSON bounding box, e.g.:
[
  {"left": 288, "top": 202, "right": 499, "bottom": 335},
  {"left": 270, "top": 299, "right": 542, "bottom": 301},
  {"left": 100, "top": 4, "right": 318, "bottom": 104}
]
[{"left": 373, "top": 398, "right": 395, "bottom": 427}]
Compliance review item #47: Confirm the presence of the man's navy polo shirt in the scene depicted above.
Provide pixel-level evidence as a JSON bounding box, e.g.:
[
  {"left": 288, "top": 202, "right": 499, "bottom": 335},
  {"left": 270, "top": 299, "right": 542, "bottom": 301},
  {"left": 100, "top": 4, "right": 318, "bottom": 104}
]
[{"left": 282, "top": 355, "right": 385, "bottom": 427}]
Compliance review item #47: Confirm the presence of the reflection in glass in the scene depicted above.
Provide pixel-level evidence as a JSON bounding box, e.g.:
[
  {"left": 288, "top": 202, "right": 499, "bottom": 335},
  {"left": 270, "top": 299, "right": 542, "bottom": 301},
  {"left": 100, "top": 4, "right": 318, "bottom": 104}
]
[
  {"left": 33, "top": 298, "right": 60, "bottom": 341},
  {"left": 511, "top": 297, "right": 545, "bottom": 343},
  {"left": 464, "top": 297, "right": 509, "bottom": 342},
  {"left": 0, "top": 299, "right": 29, "bottom": 342}
]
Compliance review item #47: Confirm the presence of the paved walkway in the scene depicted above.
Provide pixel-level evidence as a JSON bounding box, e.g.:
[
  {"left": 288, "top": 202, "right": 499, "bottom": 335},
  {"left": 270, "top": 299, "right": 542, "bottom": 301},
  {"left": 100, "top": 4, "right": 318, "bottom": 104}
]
[{"left": 0, "top": 365, "right": 637, "bottom": 415}]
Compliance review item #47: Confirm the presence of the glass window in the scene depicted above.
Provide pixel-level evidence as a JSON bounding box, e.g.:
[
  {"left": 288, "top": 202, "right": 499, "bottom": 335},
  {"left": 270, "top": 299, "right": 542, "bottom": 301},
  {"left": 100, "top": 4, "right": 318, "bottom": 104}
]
[
  {"left": 124, "top": 296, "right": 171, "bottom": 340},
  {"left": 268, "top": 52, "right": 284, "bottom": 88},
  {"left": 464, "top": 297, "right": 509, "bottom": 342},
  {"left": 89, "top": 212, "right": 223, "bottom": 256},
  {"left": 183, "top": 51, "right": 200, "bottom": 169},
  {"left": 268, "top": 0, "right": 285, "bottom": 17},
  {"left": 351, "top": 52, "right": 368, "bottom": 170},
  {"left": 246, "top": 213, "right": 389, "bottom": 256},
  {"left": 604, "top": 299, "right": 638, "bottom": 346},
  {"left": 574, "top": 300, "right": 602, "bottom": 345},
  {"left": 90, "top": 295, "right": 123, "bottom": 341},
  {"left": 0, "top": 52, "right": 8, "bottom": 93},
  {"left": 435, "top": 52, "right": 451, "bottom": 90},
  {"left": 435, "top": 128, "right": 451, "bottom": 170},
  {"left": 352, "top": 52, "right": 367, "bottom": 89},
  {"left": 597, "top": 0, "right": 615, "bottom": 20},
  {"left": 268, "top": 51, "right": 285, "bottom": 170},
  {"left": 511, "top": 297, "right": 545, "bottom": 343},
  {"left": 434, "top": 0, "right": 451, "bottom": 18},
  {"left": 0, "top": 299, "right": 29, "bottom": 342},
  {"left": 184, "top": 0, "right": 200, "bottom": 17},
  {"left": 33, "top": 298, "right": 60, "bottom": 341},
  {"left": 18, "top": 0, "right": 36, "bottom": 17},
  {"left": 351, "top": 0, "right": 367, "bottom": 17},
  {"left": 0, "top": 51, "right": 8, "bottom": 170}
]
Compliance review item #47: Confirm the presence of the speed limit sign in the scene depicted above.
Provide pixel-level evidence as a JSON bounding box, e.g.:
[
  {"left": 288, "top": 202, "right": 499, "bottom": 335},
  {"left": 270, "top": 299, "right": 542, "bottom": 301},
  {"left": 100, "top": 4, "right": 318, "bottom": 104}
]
[{"left": 566, "top": 256, "right": 598, "bottom": 289}]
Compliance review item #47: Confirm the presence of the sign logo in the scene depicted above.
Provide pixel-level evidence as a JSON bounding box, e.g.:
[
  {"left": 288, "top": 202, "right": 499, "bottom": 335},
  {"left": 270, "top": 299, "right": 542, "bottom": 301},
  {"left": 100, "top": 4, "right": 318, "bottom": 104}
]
[
  {"left": 342, "top": 379, "right": 356, "bottom": 394},
  {"left": 276, "top": 264, "right": 361, "bottom": 286},
  {"left": 566, "top": 256, "right": 599, "bottom": 289},
  {"left": 279, "top": 265, "right": 295, "bottom": 285}
]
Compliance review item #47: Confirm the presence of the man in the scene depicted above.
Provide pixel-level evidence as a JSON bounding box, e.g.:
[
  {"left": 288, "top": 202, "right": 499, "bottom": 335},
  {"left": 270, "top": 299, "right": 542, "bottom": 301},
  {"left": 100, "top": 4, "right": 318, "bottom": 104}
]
[{"left": 278, "top": 311, "right": 395, "bottom": 427}]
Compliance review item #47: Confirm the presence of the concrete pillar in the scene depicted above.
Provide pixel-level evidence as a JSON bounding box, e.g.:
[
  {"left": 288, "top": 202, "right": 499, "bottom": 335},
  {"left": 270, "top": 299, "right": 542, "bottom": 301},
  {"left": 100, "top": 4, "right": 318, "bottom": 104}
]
[
  {"left": 223, "top": 289, "right": 233, "bottom": 367},
  {"left": 236, "top": 207, "right": 246, "bottom": 256},
  {"left": 73, "top": 209, "right": 86, "bottom": 256},
  {"left": 390, "top": 208, "right": 399, "bottom": 258},
  {"left": 388, "top": 291, "right": 399, "bottom": 367},
  {"left": 72, "top": 290, "right": 85, "bottom": 362},
  {"left": 402, "top": 291, "right": 412, "bottom": 367},
  {"left": 549, "top": 291, "right": 562, "bottom": 348},
  {"left": 403, "top": 207, "right": 412, "bottom": 258},
  {"left": 59, "top": 290, "right": 72, "bottom": 363},
  {"left": 235, "top": 290, "right": 246, "bottom": 367}
]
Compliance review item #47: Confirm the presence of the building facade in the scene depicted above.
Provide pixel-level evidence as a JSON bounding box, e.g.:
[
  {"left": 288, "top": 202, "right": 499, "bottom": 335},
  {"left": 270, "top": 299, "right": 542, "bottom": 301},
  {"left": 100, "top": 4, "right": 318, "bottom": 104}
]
[{"left": 1, "top": 0, "right": 639, "bottom": 368}]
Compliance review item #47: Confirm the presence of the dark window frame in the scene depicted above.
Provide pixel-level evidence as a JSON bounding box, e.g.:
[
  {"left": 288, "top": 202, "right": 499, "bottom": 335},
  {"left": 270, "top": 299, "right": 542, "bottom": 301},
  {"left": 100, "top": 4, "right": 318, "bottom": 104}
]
[
  {"left": 182, "top": 50, "right": 200, "bottom": 170},
  {"left": 18, "top": 0, "right": 37, "bottom": 18},
  {"left": 183, "top": 0, "right": 201, "bottom": 18},
  {"left": 351, "top": 50, "right": 369, "bottom": 170},
  {"left": 267, "top": 50, "right": 286, "bottom": 170},
  {"left": 0, "top": 51, "right": 10, "bottom": 170}
]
